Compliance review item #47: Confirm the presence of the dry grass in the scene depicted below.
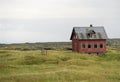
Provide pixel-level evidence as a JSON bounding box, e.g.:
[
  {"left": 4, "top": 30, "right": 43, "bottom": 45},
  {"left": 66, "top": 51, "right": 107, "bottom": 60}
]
[{"left": 0, "top": 50, "right": 120, "bottom": 82}]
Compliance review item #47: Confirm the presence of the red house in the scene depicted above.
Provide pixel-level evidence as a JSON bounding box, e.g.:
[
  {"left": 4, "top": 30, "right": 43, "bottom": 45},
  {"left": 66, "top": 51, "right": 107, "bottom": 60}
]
[{"left": 70, "top": 25, "right": 108, "bottom": 54}]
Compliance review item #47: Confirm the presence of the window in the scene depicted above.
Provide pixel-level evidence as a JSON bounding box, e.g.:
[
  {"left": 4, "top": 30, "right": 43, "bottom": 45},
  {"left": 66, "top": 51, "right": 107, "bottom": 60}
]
[
  {"left": 82, "top": 43, "right": 85, "bottom": 48},
  {"left": 86, "top": 30, "right": 96, "bottom": 39},
  {"left": 94, "top": 43, "right": 97, "bottom": 48},
  {"left": 88, "top": 44, "right": 91, "bottom": 48},
  {"left": 100, "top": 43, "right": 103, "bottom": 48}
]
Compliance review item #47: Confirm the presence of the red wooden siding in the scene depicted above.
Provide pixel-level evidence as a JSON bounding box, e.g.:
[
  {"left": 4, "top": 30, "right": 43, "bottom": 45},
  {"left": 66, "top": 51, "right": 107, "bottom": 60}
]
[
  {"left": 72, "top": 33, "right": 106, "bottom": 53},
  {"left": 78, "top": 40, "right": 106, "bottom": 53}
]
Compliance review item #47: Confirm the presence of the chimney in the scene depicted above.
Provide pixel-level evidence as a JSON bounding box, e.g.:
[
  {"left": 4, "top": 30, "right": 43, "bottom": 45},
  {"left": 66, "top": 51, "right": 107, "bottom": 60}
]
[{"left": 90, "top": 24, "right": 93, "bottom": 27}]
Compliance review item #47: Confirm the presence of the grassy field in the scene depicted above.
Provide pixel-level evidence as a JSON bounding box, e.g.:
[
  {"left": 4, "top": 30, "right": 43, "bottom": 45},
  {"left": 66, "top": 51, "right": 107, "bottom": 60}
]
[{"left": 0, "top": 49, "right": 120, "bottom": 82}]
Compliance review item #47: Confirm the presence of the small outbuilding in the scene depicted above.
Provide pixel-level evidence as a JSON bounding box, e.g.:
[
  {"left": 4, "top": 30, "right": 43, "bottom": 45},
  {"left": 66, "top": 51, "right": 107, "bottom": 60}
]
[{"left": 70, "top": 25, "right": 108, "bottom": 54}]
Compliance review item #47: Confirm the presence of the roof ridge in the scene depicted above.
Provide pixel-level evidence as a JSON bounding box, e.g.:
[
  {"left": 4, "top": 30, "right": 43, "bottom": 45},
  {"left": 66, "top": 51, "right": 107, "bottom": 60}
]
[{"left": 73, "top": 26, "right": 104, "bottom": 28}]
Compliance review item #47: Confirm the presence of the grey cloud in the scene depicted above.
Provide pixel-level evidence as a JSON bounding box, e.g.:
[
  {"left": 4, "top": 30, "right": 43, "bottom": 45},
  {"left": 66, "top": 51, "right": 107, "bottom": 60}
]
[{"left": 0, "top": 0, "right": 120, "bottom": 43}]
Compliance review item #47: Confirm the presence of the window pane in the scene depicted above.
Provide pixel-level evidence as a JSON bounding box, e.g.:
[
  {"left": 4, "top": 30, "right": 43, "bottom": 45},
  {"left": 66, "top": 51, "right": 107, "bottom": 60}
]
[
  {"left": 82, "top": 43, "right": 85, "bottom": 48},
  {"left": 88, "top": 44, "right": 91, "bottom": 48},
  {"left": 94, "top": 44, "right": 97, "bottom": 48},
  {"left": 100, "top": 44, "right": 103, "bottom": 48}
]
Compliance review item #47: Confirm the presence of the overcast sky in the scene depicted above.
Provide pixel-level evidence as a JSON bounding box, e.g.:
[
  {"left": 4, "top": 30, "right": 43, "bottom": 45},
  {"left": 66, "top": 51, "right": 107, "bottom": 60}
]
[{"left": 0, "top": 0, "right": 120, "bottom": 43}]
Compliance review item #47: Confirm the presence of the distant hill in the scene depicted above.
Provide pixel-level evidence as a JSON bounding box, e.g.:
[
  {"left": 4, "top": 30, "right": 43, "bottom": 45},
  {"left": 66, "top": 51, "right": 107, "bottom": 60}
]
[
  {"left": 0, "top": 38, "right": 120, "bottom": 50},
  {"left": 0, "top": 42, "right": 72, "bottom": 50},
  {"left": 107, "top": 38, "right": 120, "bottom": 49}
]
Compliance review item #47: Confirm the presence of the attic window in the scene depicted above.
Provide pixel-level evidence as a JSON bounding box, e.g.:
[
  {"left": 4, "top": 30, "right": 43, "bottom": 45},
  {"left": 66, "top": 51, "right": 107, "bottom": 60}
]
[{"left": 87, "top": 30, "right": 96, "bottom": 38}]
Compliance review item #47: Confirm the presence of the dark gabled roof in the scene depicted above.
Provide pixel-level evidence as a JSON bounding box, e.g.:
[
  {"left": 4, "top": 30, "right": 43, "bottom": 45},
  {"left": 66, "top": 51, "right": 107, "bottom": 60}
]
[{"left": 70, "top": 26, "right": 108, "bottom": 40}]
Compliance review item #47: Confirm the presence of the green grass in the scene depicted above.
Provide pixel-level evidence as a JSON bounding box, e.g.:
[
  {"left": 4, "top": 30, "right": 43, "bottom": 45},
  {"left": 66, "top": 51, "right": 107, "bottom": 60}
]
[{"left": 0, "top": 49, "right": 120, "bottom": 82}]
